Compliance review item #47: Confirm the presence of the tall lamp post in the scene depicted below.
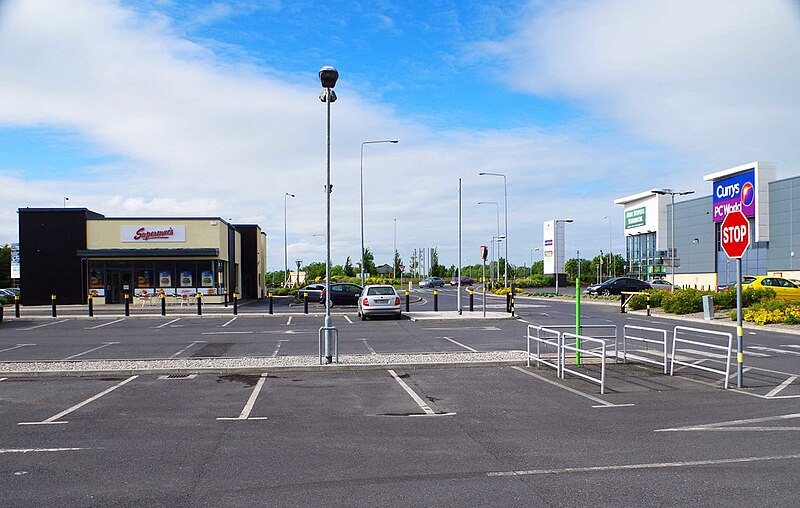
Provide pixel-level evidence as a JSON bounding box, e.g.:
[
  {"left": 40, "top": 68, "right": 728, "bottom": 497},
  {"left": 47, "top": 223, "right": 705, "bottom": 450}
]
[
  {"left": 651, "top": 188, "right": 694, "bottom": 291},
  {"left": 554, "top": 219, "right": 573, "bottom": 295},
  {"left": 319, "top": 65, "right": 338, "bottom": 364},
  {"left": 284, "top": 192, "right": 295, "bottom": 288},
  {"left": 360, "top": 139, "right": 398, "bottom": 286},
  {"left": 478, "top": 201, "right": 500, "bottom": 287},
  {"left": 603, "top": 216, "right": 612, "bottom": 278},
  {"left": 393, "top": 218, "right": 397, "bottom": 279},
  {"left": 530, "top": 247, "right": 540, "bottom": 278},
  {"left": 480, "top": 172, "right": 508, "bottom": 287}
]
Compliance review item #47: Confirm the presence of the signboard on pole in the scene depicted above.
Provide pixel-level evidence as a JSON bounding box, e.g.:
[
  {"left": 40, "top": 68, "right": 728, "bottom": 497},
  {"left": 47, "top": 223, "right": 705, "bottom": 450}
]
[
  {"left": 720, "top": 211, "right": 750, "bottom": 259},
  {"left": 10, "top": 243, "right": 20, "bottom": 279}
]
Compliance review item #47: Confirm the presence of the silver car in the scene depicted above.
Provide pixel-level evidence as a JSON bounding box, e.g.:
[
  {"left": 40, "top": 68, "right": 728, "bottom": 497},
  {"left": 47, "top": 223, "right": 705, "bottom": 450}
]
[
  {"left": 358, "top": 285, "right": 402, "bottom": 320},
  {"left": 647, "top": 279, "right": 673, "bottom": 290}
]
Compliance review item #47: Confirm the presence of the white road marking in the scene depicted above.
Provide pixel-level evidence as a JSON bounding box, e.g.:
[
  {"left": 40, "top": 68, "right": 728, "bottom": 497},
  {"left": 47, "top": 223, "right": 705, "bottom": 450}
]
[
  {"left": 361, "top": 339, "right": 377, "bottom": 355},
  {"left": 18, "top": 376, "right": 138, "bottom": 425},
  {"left": 62, "top": 342, "right": 119, "bottom": 360},
  {"left": 171, "top": 341, "right": 205, "bottom": 358},
  {"left": 422, "top": 326, "right": 501, "bottom": 331},
  {"left": 0, "top": 378, "right": 7, "bottom": 382},
  {"left": 680, "top": 348, "right": 769, "bottom": 359},
  {"left": 286, "top": 316, "right": 292, "bottom": 326},
  {"left": 271, "top": 340, "right": 289, "bottom": 357},
  {"left": 750, "top": 346, "right": 800, "bottom": 357},
  {"left": 510, "top": 366, "right": 633, "bottom": 409},
  {"left": 201, "top": 331, "right": 253, "bottom": 335},
  {"left": 84, "top": 318, "right": 125, "bottom": 330},
  {"left": 486, "top": 453, "right": 800, "bottom": 477},
  {"left": 388, "top": 369, "right": 437, "bottom": 415},
  {"left": 443, "top": 337, "right": 478, "bottom": 352},
  {"left": 16, "top": 320, "right": 68, "bottom": 331},
  {"left": 656, "top": 413, "right": 800, "bottom": 432},
  {"left": 784, "top": 345, "right": 800, "bottom": 350},
  {"left": 0, "top": 344, "right": 35, "bottom": 353},
  {"left": 0, "top": 447, "right": 94, "bottom": 454},
  {"left": 221, "top": 317, "right": 238, "bottom": 327},
  {"left": 217, "top": 373, "right": 269, "bottom": 421},
  {"left": 766, "top": 376, "right": 798, "bottom": 398},
  {"left": 344, "top": 315, "right": 353, "bottom": 324},
  {"left": 154, "top": 318, "right": 181, "bottom": 329}
]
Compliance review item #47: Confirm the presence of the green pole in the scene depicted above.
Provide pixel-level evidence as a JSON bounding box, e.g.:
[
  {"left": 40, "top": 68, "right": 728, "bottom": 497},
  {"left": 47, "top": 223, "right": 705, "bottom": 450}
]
[{"left": 575, "top": 277, "right": 581, "bottom": 366}]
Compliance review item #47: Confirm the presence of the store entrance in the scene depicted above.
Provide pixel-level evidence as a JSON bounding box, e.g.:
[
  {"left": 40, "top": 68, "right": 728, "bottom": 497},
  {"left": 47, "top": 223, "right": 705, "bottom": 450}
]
[{"left": 107, "top": 270, "right": 133, "bottom": 304}]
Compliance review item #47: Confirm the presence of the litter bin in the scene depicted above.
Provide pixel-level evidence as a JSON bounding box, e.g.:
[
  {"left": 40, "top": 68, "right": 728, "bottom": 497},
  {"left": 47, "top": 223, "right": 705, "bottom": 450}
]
[{"left": 702, "top": 295, "right": 714, "bottom": 321}]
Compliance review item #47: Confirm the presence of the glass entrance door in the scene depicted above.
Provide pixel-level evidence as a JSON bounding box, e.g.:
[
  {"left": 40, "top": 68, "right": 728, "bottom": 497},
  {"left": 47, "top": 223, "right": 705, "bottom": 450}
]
[{"left": 107, "top": 270, "right": 133, "bottom": 304}]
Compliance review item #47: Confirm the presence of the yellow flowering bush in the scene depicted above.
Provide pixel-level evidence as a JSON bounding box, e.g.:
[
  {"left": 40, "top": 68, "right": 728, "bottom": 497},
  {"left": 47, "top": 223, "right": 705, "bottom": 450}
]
[{"left": 742, "top": 302, "right": 800, "bottom": 325}]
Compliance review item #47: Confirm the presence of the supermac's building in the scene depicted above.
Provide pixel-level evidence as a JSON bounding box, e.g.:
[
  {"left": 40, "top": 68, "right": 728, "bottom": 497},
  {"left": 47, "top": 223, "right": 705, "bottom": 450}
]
[
  {"left": 615, "top": 160, "right": 800, "bottom": 288},
  {"left": 17, "top": 208, "right": 267, "bottom": 305}
]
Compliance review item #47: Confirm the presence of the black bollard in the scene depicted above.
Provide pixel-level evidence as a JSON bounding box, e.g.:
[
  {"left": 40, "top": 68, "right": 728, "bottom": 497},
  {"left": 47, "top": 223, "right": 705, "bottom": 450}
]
[
  {"left": 224, "top": 290, "right": 228, "bottom": 307},
  {"left": 124, "top": 294, "right": 130, "bottom": 316},
  {"left": 510, "top": 283, "right": 515, "bottom": 316},
  {"left": 469, "top": 290, "right": 474, "bottom": 312},
  {"left": 161, "top": 293, "right": 166, "bottom": 316},
  {"left": 405, "top": 290, "right": 410, "bottom": 312},
  {"left": 88, "top": 295, "right": 94, "bottom": 317},
  {"left": 0, "top": 303, "right": 4, "bottom": 323},
  {"left": 506, "top": 292, "right": 511, "bottom": 313},
  {"left": 15, "top": 295, "right": 20, "bottom": 318},
  {"left": 233, "top": 293, "right": 238, "bottom": 315},
  {"left": 51, "top": 294, "right": 57, "bottom": 318},
  {"left": 433, "top": 290, "right": 438, "bottom": 312},
  {"left": 303, "top": 292, "right": 308, "bottom": 314},
  {"left": 196, "top": 293, "right": 202, "bottom": 315},
  {"left": 268, "top": 292, "right": 274, "bottom": 314}
]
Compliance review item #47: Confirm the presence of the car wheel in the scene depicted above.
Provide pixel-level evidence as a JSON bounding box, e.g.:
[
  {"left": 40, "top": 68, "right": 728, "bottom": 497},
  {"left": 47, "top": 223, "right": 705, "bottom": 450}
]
[
  {"left": 361, "top": 314, "right": 367, "bottom": 321},
  {"left": 600, "top": 289, "right": 611, "bottom": 296},
  {"left": 395, "top": 313, "right": 401, "bottom": 320}
]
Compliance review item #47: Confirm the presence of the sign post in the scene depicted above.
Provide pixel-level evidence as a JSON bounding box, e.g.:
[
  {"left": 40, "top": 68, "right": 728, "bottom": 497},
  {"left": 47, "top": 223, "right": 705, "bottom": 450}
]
[
  {"left": 481, "top": 245, "right": 488, "bottom": 318},
  {"left": 720, "top": 210, "right": 750, "bottom": 388}
]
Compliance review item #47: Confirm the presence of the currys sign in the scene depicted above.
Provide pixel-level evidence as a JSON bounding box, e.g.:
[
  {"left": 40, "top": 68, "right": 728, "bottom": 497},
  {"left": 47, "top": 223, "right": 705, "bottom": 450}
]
[{"left": 712, "top": 170, "right": 755, "bottom": 223}]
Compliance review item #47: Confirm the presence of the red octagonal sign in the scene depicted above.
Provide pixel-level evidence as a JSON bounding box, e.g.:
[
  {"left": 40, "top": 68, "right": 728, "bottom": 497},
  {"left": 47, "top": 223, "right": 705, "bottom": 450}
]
[{"left": 721, "top": 210, "right": 750, "bottom": 259}]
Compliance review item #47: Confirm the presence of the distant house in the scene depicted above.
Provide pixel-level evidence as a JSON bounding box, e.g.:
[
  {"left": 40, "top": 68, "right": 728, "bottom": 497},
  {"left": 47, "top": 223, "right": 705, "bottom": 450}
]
[{"left": 375, "top": 264, "right": 393, "bottom": 277}]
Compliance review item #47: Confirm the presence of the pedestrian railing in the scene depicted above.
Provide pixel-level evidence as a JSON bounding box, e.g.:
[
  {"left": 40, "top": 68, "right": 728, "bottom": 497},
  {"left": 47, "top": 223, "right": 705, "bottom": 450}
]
[
  {"left": 560, "top": 333, "right": 607, "bottom": 394},
  {"left": 670, "top": 326, "right": 733, "bottom": 389},
  {"left": 622, "top": 325, "right": 669, "bottom": 374}
]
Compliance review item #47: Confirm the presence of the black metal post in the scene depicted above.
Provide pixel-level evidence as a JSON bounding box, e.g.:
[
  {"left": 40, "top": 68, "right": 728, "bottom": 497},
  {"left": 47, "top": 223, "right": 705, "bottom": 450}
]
[
  {"left": 0, "top": 303, "right": 4, "bottom": 323},
  {"left": 510, "top": 283, "right": 515, "bottom": 316},
  {"left": 506, "top": 292, "right": 511, "bottom": 313},
  {"left": 51, "top": 294, "right": 57, "bottom": 318},
  {"left": 224, "top": 290, "right": 228, "bottom": 307},
  {"left": 405, "top": 290, "right": 410, "bottom": 312},
  {"left": 233, "top": 293, "right": 238, "bottom": 315},
  {"left": 469, "top": 290, "right": 474, "bottom": 312},
  {"left": 303, "top": 292, "right": 308, "bottom": 314},
  {"left": 196, "top": 294, "right": 202, "bottom": 315},
  {"left": 433, "top": 290, "right": 438, "bottom": 312},
  {"left": 269, "top": 292, "right": 274, "bottom": 314},
  {"left": 88, "top": 295, "right": 94, "bottom": 317},
  {"left": 161, "top": 294, "right": 166, "bottom": 316},
  {"left": 15, "top": 295, "right": 20, "bottom": 318},
  {"left": 124, "top": 294, "right": 130, "bottom": 316}
]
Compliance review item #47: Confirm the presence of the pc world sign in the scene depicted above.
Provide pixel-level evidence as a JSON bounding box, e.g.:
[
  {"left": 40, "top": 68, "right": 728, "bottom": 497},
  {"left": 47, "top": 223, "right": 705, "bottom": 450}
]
[{"left": 720, "top": 210, "right": 750, "bottom": 259}]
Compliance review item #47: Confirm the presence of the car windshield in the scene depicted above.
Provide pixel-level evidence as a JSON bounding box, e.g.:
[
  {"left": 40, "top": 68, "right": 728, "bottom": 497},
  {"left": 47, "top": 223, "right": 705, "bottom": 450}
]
[{"left": 367, "top": 287, "right": 395, "bottom": 296}]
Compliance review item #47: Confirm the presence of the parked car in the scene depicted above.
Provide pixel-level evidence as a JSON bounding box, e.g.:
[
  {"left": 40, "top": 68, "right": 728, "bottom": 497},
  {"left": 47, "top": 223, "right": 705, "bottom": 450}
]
[
  {"left": 320, "top": 283, "right": 363, "bottom": 306},
  {"left": 295, "top": 284, "right": 325, "bottom": 302},
  {"left": 449, "top": 276, "right": 473, "bottom": 286},
  {"left": 740, "top": 275, "right": 800, "bottom": 301},
  {"left": 358, "top": 285, "right": 402, "bottom": 320},
  {"left": 647, "top": 279, "right": 673, "bottom": 290},
  {"left": 419, "top": 277, "right": 445, "bottom": 288},
  {"left": 584, "top": 277, "right": 651, "bottom": 296}
]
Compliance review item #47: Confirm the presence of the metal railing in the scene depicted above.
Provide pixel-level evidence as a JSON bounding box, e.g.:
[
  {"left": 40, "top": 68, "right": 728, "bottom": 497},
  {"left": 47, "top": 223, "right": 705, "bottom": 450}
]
[
  {"left": 622, "top": 325, "right": 669, "bottom": 374},
  {"left": 526, "top": 325, "right": 561, "bottom": 375},
  {"left": 560, "top": 333, "right": 607, "bottom": 394},
  {"left": 318, "top": 326, "right": 339, "bottom": 365},
  {"left": 670, "top": 326, "right": 733, "bottom": 389},
  {"left": 540, "top": 324, "right": 619, "bottom": 362}
]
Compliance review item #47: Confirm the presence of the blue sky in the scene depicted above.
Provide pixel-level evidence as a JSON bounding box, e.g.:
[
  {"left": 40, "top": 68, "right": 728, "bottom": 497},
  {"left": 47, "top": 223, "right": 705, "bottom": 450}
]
[{"left": 1, "top": 0, "right": 799, "bottom": 270}]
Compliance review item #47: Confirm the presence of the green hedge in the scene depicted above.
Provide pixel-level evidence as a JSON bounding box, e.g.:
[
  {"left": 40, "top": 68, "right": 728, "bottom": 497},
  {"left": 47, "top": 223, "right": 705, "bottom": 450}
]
[{"left": 627, "top": 287, "right": 775, "bottom": 314}]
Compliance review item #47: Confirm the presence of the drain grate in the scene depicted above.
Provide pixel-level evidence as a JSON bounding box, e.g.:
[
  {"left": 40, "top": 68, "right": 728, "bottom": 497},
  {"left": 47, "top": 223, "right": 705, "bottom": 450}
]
[
  {"left": 191, "top": 343, "right": 233, "bottom": 358},
  {"left": 158, "top": 374, "right": 197, "bottom": 380}
]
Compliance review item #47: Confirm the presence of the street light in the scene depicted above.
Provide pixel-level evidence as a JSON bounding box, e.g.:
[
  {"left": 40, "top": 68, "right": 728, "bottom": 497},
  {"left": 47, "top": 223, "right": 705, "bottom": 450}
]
[
  {"left": 603, "top": 216, "right": 612, "bottom": 278},
  {"left": 478, "top": 201, "right": 500, "bottom": 287},
  {"left": 554, "top": 219, "right": 573, "bottom": 295},
  {"left": 63, "top": 196, "right": 69, "bottom": 208},
  {"left": 651, "top": 188, "right": 695, "bottom": 291},
  {"left": 284, "top": 192, "right": 295, "bottom": 288},
  {"left": 479, "top": 172, "right": 508, "bottom": 287},
  {"left": 319, "top": 65, "right": 338, "bottom": 364},
  {"left": 360, "top": 139, "right": 398, "bottom": 286},
  {"left": 393, "top": 218, "right": 397, "bottom": 279}
]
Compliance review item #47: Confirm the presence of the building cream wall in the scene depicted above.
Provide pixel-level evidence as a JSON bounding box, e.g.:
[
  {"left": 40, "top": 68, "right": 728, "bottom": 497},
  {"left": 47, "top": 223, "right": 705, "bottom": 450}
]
[
  {"left": 673, "top": 273, "right": 717, "bottom": 290},
  {"left": 87, "top": 219, "right": 232, "bottom": 258},
  {"left": 258, "top": 231, "right": 267, "bottom": 297}
]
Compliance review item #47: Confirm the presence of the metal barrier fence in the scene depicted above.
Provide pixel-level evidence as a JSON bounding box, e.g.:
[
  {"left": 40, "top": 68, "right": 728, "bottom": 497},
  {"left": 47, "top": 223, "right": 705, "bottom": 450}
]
[
  {"left": 539, "top": 324, "right": 619, "bottom": 362},
  {"left": 526, "top": 325, "right": 561, "bottom": 376},
  {"left": 622, "top": 325, "right": 669, "bottom": 374},
  {"left": 560, "top": 333, "right": 607, "bottom": 394},
  {"left": 318, "top": 326, "right": 340, "bottom": 365},
  {"left": 670, "top": 326, "right": 733, "bottom": 389}
]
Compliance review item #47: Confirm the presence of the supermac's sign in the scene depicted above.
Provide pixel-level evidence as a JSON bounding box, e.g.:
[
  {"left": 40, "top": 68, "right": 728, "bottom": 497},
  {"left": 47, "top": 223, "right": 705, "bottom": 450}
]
[
  {"left": 712, "top": 169, "right": 755, "bottom": 223},
  {"left": 624, "top": 207, "right": 646, "bottom": 229},
  {"left": 121, "top": 225, "right": 186, "bottom": 243}
]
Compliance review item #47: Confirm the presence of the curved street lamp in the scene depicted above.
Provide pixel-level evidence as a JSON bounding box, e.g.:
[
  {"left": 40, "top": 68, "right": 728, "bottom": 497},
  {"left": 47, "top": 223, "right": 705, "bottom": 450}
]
[
  {"left": 651, "top": 188, "right": 695, "bottom": 291},
  {"left": 480, "top": 172, "right": 508, "bottom": 287},
  {"left": 360, "top": 139, "right": 398, "bottom": 285},
  {"left": 284, "top": 192, "right": 295, "bottom": 287}
]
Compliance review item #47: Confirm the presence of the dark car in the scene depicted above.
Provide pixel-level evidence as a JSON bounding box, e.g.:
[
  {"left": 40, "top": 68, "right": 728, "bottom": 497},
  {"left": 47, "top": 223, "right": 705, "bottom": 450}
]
[
  {"left": 295, "top": 284, "right": 325, "bottom": 302},
  {"left": 449, "top": 276, "right": 474, "bottom": 286},
  {"left": 584, "top": 277, "right": 651, "bottom": 296},
  {"left": 321, "top": 283, "right": 363, "bottom": 306}
]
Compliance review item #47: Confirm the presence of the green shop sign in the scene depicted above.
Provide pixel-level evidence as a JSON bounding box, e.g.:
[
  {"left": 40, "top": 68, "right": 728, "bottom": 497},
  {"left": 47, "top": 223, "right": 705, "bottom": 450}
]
[{"left": 625, "top": 207, "right": 646, "bottom": 229}]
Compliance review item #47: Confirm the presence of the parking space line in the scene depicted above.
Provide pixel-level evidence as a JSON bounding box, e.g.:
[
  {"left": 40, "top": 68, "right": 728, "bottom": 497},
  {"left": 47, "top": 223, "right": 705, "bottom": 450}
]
[
  {"left": 286, "top": 316, "right": 292, "bottom": 326},
  {"left": 154, "top": 318, "right": 181, "bottom": 329},
  {"left": 442, "top": 337, "right": 478, "bottom": 352},
  {"left": 766, "top": 376, "right": 798, "bottom": 398},
  {"left": 201, "top": 331, "right": 253, "bottom": 335},
  {"left": 18, "top": 375, "right": 138, "bottom": 425},
  {"left": 62, "top": 342, "right": 119, "bottom": 360},
  {"left": 750, "top": 346, "right": 800, "bottom": 357},
  {"left": 221, "top": 317, "right": 238, "bottom": 327},
  {"left": 16, "top": 320, "right": 68, "bottom": 331},
  {"left": 271, "top": 340, "right": 289, "bottom": 357},
  {"left": 0, "top": 378, "right": 7, "bottom": 382},
  {"left": 0, "top": 447, "right": 94, "bottom": 454},
  {"left": 84, "top": 318, "right": 125, "bottom": 330},
  {"left": 656, "top": 413, "right": 800, "bottom": 432},
  {"left": 388, "top": 369, "right": 447, "bottom": 416},
  {"left": 171, "top": 341, "right": 205, "bottom": 358},
  {"left": 344, "top": 315, "right": 353, "bottom": 324},
  {"left": 217, "top": 373, "right": 269, "bottom": 421},
  {"left": 0, "top": 344, "right": 35, "bottom": 353},
  {"left": 361, "top": 339, "right": 377, "bottom": 355},
  {"left": 510, "top": 366, "right": 633, "bottom": 408}
]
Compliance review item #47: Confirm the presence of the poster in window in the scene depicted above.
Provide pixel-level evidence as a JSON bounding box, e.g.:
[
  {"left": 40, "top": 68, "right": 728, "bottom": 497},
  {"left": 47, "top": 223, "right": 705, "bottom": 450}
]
[
  {"left": 159, "top": 271, "right": 172, "bottom": 287},
  {"left": 180, "top": 270, "right": 193, "bottom": 287},
  {"left": 136, "top": 270, "right": 153, "bottom": 287},
  {"left": 89, "top": 270, "right": 104, "bottom": 289},
  {"left": 201, "top": 270, "right": 214, "bottom": 287}
]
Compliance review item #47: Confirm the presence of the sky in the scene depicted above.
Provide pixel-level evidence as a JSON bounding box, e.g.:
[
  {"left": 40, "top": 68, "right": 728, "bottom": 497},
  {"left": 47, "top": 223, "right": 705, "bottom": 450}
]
[{"left": 1, "top": 0, "right": 799, "bottom": 271}]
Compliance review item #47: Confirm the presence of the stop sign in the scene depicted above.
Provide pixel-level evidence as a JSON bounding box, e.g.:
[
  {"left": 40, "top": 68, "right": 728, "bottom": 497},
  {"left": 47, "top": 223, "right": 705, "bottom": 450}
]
[{"left": 721, "top": 210, "right": 750, "bottom": 258}]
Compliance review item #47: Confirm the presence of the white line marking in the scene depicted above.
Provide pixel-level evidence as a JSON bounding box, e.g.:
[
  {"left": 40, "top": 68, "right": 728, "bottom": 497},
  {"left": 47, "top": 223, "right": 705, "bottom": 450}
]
[
  {"left": 0, "top": 378, "right": 7, "bottom": 382},
  {"left": 62, "top": 342, "right": 119, "bottom": 360},
  {"left": 84, "top": 318, "right": 125, "bottom": 330},
  {"left": 361, "top": 339, "right": 377, "bottom": 355},
  {"left": 271, "top": 340, "right": 289, "bottom": 357},
  {"left": 18, "top": 376, "right": 138, "bottom": 425},
  {"left": 510, "top": 366, "right": 632, "bottom": 408},
  {"left": 0, "top": 447, "right": 94, "bottom": 454},
  {"left": 486, "top": 453, "right": 800, "bottom": 477},
  {"left": 286, "top": 316, "right": 292, "bottom": 326},
  {"left": 443, "top": 337, "right": 478, "bottom": 352},
  {"left": 766, "top": 376, "right": 799, "bottom": 398},
  {"left": 154, "top": 318, "right": 181, "bottom": 329},
  {"left": 171, "top": 341, "right": 204, "bottom": 358},
  {"left": 217, "top": 373, "right": 268, "bottom": 421},
  {"left": 388, "top": 369, "right": 436, "bottom": 415},
  {"left": 750, "top": 346, "right": 800, "bottom": 357},
  {"left": 17, "top": 320, "right": 68, "bottom": 331},
  {"left": 201, "top": 331, "right": 253, "bottom": 335},
  {"left": 344, "top": 315, "right": 353, "bottom": 324},
  {"left": 656, "top": 413, "right": 800, "bottom": 432},
  {"left": 784, "top": 345, "right": 800, "bottom": 350},
  {"left": 0, "top": 344, "right": 35, "bottom": 353},
  {"left": 221, "top": 316, "right": 238, "bottom": 327}
]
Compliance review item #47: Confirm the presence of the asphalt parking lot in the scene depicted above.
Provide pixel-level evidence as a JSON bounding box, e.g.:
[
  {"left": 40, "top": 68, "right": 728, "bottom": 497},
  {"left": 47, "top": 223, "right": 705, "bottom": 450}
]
[{"left": 1, "top": 293, "right": 799, "bottom": 506}]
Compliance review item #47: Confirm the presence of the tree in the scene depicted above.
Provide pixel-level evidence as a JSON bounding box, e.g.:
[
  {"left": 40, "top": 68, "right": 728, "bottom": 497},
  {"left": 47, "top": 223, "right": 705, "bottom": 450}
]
[
  {"left": 362, "top": 247, "right": 376, "bottom": 276},
  {"left": 343, "top": 256, "right": 355, "bottom": 277},
  {"left": 0, "top": 244, "right": 10, "bottom": 288},
  {"left": 430, "top": 248, "right": 446, "bottom": 277},
  {"left": 304, "top": 261, "right": 326, "bottom": 281},
  {"left": 393, "top": 250, "right": 402, "bottom": 278}
]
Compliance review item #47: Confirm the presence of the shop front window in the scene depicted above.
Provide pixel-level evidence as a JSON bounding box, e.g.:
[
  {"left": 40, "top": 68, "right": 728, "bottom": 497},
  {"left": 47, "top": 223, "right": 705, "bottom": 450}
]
[{"left": 135, "top": 268, "right": 154, "bottom": 288}]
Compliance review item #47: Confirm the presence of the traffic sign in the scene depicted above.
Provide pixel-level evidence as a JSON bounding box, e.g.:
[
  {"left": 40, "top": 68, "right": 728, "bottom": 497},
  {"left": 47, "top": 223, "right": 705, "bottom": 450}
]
[
  {"left": 721, "top": 210, "right": 750, "bottom": 258},
  {"left": 480, "top": 245, "right": 488, "bottom": 261}
]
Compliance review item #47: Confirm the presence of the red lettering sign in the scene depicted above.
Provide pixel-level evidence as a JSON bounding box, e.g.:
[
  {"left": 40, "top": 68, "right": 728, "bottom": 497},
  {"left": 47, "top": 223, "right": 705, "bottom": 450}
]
[{"left": 133, "top": 227, "right": 175, "bottom": 241}]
